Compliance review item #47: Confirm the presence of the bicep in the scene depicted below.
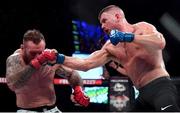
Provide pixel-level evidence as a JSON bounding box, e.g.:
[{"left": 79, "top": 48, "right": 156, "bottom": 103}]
[
  {"left": 103, "top": 42, "right": 125, "bottom": 62},
  {"left": 134, "top": 23, "right": 166, "bottom": 49}
]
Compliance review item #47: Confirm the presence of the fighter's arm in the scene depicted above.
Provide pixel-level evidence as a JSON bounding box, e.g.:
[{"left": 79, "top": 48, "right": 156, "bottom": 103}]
[
  {"left": 102, "top": 40, "right": 127, "bottom": 63},
  {"left": 55, "top": 65, "right": 90, "bottom": 107},
  {"left": 109, "top": 22, "right": 166, "bottom": 50},
  {"left": 55, "top": 65, "right": 83, "bottom": 87},
  {"left": 6, "top": 54, "right": 36, "bottom": 90},
  {"left": 133, "top": 22, "right": 166, "bottom": 50},
  {"left": 62, "top": 49, "right": 112, "bottom": 71}
]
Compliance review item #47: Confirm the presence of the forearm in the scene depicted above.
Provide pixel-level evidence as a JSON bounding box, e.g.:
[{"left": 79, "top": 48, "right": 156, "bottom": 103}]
[
  {"left": 63, "top": 56, "right": 89, "bottom": 71},
  {"left": 67, "top": 70, "right": 83, "bottom": 87},
  {"left": 56, "top": 65, "right": 90, "bottom": 107},
  {"left": 116, "top": 67, "right": 128, "bottom": 76},
  {"left": 7, "top": 65, "right": 36, "bottom": 89},
  {"left": 109, "top": 29, "right": 165, "bottom": 50},
  {"left": 63, "top": 49, "right": 111, "bottom": 71}
]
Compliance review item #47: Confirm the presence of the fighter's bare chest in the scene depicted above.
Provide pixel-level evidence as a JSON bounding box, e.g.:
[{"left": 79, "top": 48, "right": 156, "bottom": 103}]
[
  {"left": 124, "top": 43, "right": 142, "bottom": 57},
  {"left": 123, "top": 43, "right": 154, "bottom": 67},
  {"left": 31, "top": 65, "right": 55, "bottom": 82}
]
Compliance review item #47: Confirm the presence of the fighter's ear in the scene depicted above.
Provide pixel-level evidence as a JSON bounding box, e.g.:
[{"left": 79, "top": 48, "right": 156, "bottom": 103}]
[
  {"left": 20, "top": 44, "right": 24, "bottom": 49},
  {"left": 115, "top": 13, "right": 120, "bottom": 19},
  {"left": 115, "top": 13, "right": 121, "bottom": 23}
]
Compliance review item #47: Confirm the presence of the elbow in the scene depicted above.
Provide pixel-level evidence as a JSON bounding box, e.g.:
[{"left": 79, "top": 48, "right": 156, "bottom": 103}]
[
  {"left": 157, "top": 33, "right": 166, "bottom": 49},
  {"left": 6, "top": 76, "right": 15, "bottom": 91},
  {"left": 6, "top": 75, "right": 21, "bottom": 91},
  {"left": 7, "top": 83, "right": 15, "bottom": 91},
  {"left": 159, "top": 41, "right": 166, "bottom": 49},
  {"left": 159, "top": 35, "right": 166, "bottom": 49}
]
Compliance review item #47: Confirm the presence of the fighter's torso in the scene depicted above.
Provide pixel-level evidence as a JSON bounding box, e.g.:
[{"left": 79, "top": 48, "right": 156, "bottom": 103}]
[
  {"left": 106, "top": 22, "right": 169, "bottom": 88},
  {"left": 122, "top": 40, "right": 167, "bottom": 88},
  {"left": 14, "top": 51, "right": 57, "bottom": 108}
]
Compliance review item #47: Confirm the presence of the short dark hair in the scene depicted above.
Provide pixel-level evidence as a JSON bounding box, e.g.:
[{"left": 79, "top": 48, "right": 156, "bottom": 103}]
[
  {"left": 23, "top": 29, "right": 45, "bottom": 44},
  {"left": 98, "top": 5, "right": 121, "bottom": 20}
]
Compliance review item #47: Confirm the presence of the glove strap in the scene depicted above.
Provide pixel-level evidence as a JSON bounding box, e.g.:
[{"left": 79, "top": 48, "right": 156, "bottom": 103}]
[
  {"left": 56, "top": 54, "right": 65, "bottom": 64},
  {"left": 74, "top": 86, "right": 82, "bottom": 93},
  {"left": 124, "top": 33, "right": 134, "bottom": 42}
]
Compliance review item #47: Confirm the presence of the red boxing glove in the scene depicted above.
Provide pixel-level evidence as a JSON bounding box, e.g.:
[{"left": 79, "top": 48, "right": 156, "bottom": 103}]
[
  {"left": 30, "top": 49, "right": 57, "bottom": 69},
  {"left": 73, "top": 86, "right": 90, "bottom": 107}
]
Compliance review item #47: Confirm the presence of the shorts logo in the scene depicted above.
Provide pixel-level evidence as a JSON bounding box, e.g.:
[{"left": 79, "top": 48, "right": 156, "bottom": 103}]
[
  {"left": 113, "top": 83, "right": 126, "bottom": 92},
  {"left": 161, "top": 105, "right": 173, "bottom": 111}
]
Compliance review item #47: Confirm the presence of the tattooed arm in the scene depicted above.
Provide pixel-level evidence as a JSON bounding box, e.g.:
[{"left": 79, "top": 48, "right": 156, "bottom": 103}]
[
  {"left": 55, "top": 65, "right": 90, "bottom": 107},
  {"left": 6, "top": 53, "right": 36, "bottom": 90},
  {"left": 55, "top": 65, "right": 83, "bottom": 87}
]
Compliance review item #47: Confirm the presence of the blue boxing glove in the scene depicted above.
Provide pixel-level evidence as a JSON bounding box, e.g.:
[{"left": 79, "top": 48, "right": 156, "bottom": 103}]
[
  {"left": 56, "top": 53, "right": 65, "bottom": 64},
  {"left": 109, "top": 29, "right": 134, "bottom": 45}
]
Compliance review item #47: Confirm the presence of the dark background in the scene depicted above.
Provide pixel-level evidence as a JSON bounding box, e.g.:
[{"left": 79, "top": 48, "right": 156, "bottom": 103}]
[{"left": 0, "top": 0, "right": 180, "bottom": 112}]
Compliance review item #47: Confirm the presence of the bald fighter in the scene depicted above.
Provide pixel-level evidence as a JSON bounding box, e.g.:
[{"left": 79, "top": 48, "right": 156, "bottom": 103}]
[{"left": 56, "top": 5, "right": 180, "bottom": 112}]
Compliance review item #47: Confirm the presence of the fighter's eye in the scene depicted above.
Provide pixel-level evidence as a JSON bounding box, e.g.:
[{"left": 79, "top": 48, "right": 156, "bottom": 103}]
[
  {"left": 30, "top": 51, "right": 42, "bottom": 56},
  {"left": 101, "top": 19, "right": 107, "bottom": 23}
]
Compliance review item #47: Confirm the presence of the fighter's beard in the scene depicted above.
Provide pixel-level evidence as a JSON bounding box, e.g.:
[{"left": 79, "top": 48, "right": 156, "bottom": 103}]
[{"left": 23, "top": 54, "right": 32, "bottom": 65}]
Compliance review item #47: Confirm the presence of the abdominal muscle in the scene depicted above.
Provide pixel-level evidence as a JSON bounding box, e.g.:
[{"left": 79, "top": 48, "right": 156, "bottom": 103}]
[
  {"left": 121, "top": 22, "right": 169, "bottom": 88},
  {"left": 16, "top": 66, "right": 56, "bottom": 108},
  {"left": 16, "top": 86, "right": 56, "bottom": 108},
  {"left": 123, "top": 51, "right": 169, "bottom": 89}
]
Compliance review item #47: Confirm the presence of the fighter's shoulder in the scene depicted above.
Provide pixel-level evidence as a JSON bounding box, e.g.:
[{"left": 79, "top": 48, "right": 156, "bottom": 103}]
[
  {"left": 6, "top": 50, "right": 22, "bottom": 63},
  {"left": 104, "top": 40, "right": 111, "bottom": 46},
  {"left": 136, "top": 21, "right": 156, "bottom": 30},
  {"left": 14, "top": 49, "right": 22, "bottom": 54}
]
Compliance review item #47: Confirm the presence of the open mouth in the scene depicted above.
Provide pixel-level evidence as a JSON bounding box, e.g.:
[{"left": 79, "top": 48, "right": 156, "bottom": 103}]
[{"left": 104, "top": 29, "right": 110, "bottom": 34}]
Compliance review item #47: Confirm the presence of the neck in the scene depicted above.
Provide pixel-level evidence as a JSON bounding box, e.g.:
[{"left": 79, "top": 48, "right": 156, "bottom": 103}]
[
  {"left": 117, "top": 19, "right": 134, "bottom": 33},
  {"left": 123, "top": 22, "right": 134, "bottom": 33}
]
